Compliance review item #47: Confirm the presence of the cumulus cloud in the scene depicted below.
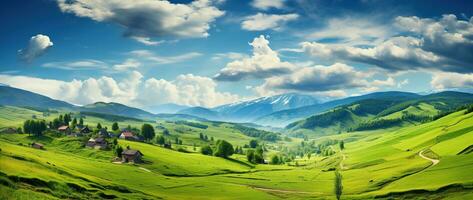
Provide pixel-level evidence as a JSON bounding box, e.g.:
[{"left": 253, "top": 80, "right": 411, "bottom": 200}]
[
  {"left": 18, "top": 34, "right": 53, "bottom": 62},
  {"left": 57, "top": 0, "right": 224, "bottom": 42},
  {"left": 255, "top": 63, "right": 369, "bottom": 93},
  {"left": 251, "top": 0, "right": 285, "bottom": 10},
  {"left": 395, "top": 14, "right": 473, "bottom": 70},
  {"left": 301, "top": 36, "right": 442, "bottom": 72},
  {"left": 0, "top": 72, "right": 239, "bottom": 108},
  {"left": 42, "top": 59, "right": 108, "bottom": 70},
  {"left": 214, "top": 35, "right": 295, "bottom": 81},
  {"left": 431, "top": 72, "right": 473, "bottom": 90},
  {"left": 302, "top": 14, "right": 473, "bottom": 74},
  {"left": 241, "top": 13, "right": 298, "bottom": 31}
]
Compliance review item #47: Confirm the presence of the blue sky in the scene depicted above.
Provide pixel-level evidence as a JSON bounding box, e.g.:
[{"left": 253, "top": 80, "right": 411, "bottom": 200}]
[{"left": 1, "top": 0, "right": 472, "bottom": 108}]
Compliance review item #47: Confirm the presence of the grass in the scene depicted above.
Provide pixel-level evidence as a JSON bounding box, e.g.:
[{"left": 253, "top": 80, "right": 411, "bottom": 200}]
[{"left": 1, "top": 106, "right": 473, "bottom": 199}]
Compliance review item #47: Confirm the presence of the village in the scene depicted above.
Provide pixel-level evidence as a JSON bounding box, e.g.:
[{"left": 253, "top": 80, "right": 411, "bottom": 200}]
[{"left": 28, "top": 114, "right": 147, "bottom": 164}]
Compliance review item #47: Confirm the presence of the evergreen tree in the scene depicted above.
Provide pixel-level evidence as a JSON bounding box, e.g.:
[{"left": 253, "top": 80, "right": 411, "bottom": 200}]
[
  {"left": 339, "top": 140, "right": 345, "bottom": 150},
  {"left": 112, "top": 122, "right": 119, "bottom": 131},
  {"left": 79, "top": 118, "right": 84, "bottom": 125},
  {"left": 96, "top": 123, "right": 102, "bottom": 130}
]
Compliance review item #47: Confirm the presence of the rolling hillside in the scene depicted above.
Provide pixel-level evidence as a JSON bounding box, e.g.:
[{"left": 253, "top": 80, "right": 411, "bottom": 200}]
[
  {"left": 1, "top": 105, "right": 472, "bottom": 199},
  {"left": 255, "top": 91, "right": 420, "bottom": 127},
  {"left": 81, "top": 102, "right": 156, "bottom": 120},
  {"left": 287, "top": 91, "right": 473, "bottom": 136},
  {"left": 0, "top": 85, "right": 75, "bottom": 110}
]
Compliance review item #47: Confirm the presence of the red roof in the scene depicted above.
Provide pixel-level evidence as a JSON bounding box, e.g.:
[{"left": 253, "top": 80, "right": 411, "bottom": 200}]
[
  {"left": 58, "top": 126, "right": 69, "bottom": 131},
  {"left": 121, "top": 131, "right": 134, "bottom": 137}
]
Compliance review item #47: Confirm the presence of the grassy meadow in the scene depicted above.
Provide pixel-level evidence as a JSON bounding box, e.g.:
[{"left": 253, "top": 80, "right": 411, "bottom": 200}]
[{"left": 0, "top": 106, "right": 472, "bottom": 199}]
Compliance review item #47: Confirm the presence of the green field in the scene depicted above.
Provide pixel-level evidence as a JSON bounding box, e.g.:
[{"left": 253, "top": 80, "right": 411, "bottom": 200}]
[{"left": 1, "top": 106, "right": 473, "bottom": 199}]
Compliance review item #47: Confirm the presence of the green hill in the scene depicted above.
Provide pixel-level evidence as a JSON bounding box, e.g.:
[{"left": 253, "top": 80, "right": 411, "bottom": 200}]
[
  {"left": 0, "top": 86, "right": 75, "bottom": 110},
  {"left": 286, "top": 92, "right": 473, "bottom": 136}
]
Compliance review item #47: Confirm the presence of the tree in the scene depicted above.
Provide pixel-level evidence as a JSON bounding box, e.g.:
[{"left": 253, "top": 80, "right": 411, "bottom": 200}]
[
  {"left": 96, "top": 123, "right": 102, "bottom": 130},
  {"left": 64, "top": 114, "right": 71, "bottom": 125},
  {"left": 79, "top": 118, "right": 84, "bottom": 125},
  {"left": 175, "top": 137, "right": 179, "bottom": 144},
  {"left": 249, "top": 139, "right": 258, "bottom": 148},
  {"left": 115, "top": 146, "right": 123, "bottom": 158},
  {"left": 210, "top": 136, "right": 214, "bottom": 141},
  {"left": 199, "top": 132, "right": 204, "bottom": 140},
  {"left": 339, "top": 140, "right": 345, "bottom": 150},
  {"left": 334, "top": 171, "right": 343, "bottom": 200},
  {"left": 72, "top": 118, "right": 77, "bottom": 126},
  {"left": 156, "top": 136, "right": 165, "bottom": 146},
  {"left": 163, "top": 129, "right": 169, "bottom": 135},
  {"left": 23, "top": 120, "right": 46, "bottom": 136},
  {"left": 201, "top": 145, "right": 213, "bottom": 155},
  {"left": 246, "top": 150, "right": 255, "bottom": 162},
  {"left": 214, "top": 140, "right": 234, "bottom": 158},
  {"left": 204, "top": 135, "right": 208, "bottom": 141},
  {"left": 270, "top": 155, "right": 280, "bottom": 165},
  {"left": 112, "top": 122, "right": 119, "bottom": 132},
  {"left": 141, "top": 124, "right": 155, "bottom": 142}
]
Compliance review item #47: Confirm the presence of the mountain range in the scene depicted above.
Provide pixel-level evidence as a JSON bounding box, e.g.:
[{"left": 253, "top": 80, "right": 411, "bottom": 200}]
[{"left": 2, "top": 85, "right": 473, "bottom": 134}]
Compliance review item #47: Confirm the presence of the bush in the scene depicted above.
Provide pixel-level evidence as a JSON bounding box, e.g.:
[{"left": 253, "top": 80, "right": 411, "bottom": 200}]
[
  {"left": 200, "top": 145, "right": 213, "bottom": 155},
  {"left": 214, "top": 140, "right": 234, "bottom": 158}
]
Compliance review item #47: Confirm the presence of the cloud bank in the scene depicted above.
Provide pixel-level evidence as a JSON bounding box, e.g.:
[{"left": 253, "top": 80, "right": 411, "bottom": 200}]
[{"left": 0, "top": 72, "right": 239, "bottom": 108}]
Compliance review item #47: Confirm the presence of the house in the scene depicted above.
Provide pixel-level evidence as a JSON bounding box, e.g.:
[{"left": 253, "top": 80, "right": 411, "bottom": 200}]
[
  {"left": 1, "top": 127, "right": 17, "bottom": 134},
  {"left": 86, "top": 137, "right": 108, "bottom": 150},
  {"left": 98, "top": 128, "right": 109, "bottom": 137},
  {"left": 122, "top": 149, "right": 143, "bottom": 163},
  {"left": 31, "top": 142, "right": 44, "bottom": 149},
  {"left": 80, "top": 126, "right": 91, "bottom": 134},
  {"left": 58, "top": 126, "right": 71, "bottom": 134},
  {"left": 119, "top": 131, "right": 135, "bottom": 140}
]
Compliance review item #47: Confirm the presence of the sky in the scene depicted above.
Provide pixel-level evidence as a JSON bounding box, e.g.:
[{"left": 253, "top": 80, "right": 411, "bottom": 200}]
[{"left": 0, "top": 0, "right": 473, "bottom": 109}]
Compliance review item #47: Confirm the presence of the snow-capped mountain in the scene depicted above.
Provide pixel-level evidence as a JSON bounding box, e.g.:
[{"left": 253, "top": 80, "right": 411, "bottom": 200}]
[{"left": 211, "top": 93, "right": 319, "bottom": 122}]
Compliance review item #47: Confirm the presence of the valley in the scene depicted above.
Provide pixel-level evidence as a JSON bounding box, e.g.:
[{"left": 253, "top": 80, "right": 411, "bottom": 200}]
[{"left": 1, "top": 86, "right": 472, "bottom": 199}]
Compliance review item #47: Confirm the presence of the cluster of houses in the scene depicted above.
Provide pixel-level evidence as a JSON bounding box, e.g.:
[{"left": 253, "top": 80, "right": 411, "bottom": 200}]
[{"left": 54, "top": 125, "right": 144, "bottom": 163}]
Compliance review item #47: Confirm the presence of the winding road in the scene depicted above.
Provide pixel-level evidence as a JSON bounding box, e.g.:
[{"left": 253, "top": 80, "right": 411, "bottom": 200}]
[{"left": 418, "top": 149, "right": 440, "bottom": 166}]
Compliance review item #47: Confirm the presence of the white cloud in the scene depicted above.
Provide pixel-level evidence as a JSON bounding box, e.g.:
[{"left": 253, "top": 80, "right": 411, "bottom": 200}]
[
  {"left": 251, "top": 0, "right": 285, "bottom": 10},
  {"left": 113, "top": 59, "right": 141, "bottom": 71},
  {"left": 42, "top": 59, "right": 108, "bottom": 70},
  {"left": 57, "top": 0, "right": 224, "bottom": 41},
  {"left": 0, "top": 72, "right": 239, "bottom": 108},
  {"left": 214, "top": 35, "right": 295, "bottom": 81},
  {"left": 301, "top": 36, "right": 441, "bottom": 72},
  {"left": 431, "top": 72, "right": 473, "bottom": 90},
  {"left": 301, "top": 14, "right": 473, "bottom": 74},
  {"left": 130, "top": 36, "right": 164, "bottom": 46},
  {"left": 306, "top": 17, "right": 393, "bottom": 45},
  {"left": 211, "top": 52, "right": 248, "bottom": 60},
  {"left": 254, "top": 63, "right": 370, "bottom": 94},
  {"left": 18, "top": 34, "right": 53, "bottom": 62},
  {"left": 130, "top": 50, "right": 202, "bottom": 65},
  {"left": 241, "top": 13, "right": 298, "bottom": 31},
  {"left": 397, "top": 79, "right": 409, "bottom": 88}
]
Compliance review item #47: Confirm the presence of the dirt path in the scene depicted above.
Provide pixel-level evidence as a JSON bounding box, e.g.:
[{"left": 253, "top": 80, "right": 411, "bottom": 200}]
[
  {"left": 339, "top": 153, "right": 348, "bottom": 170},
  {"left": 139, "top": 167, "right": 151, "bottom": 172},
  {"left": 250, "top": 186, "right": 321, "bottom": 194},
  {"left": 418, "top": 150, "right": 440, "bottom": 166}
]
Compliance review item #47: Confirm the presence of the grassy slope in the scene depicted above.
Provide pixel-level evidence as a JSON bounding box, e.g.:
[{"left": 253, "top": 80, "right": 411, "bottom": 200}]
[{"left": 1, "top": 106, "right": 473, "bottom": 199}]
